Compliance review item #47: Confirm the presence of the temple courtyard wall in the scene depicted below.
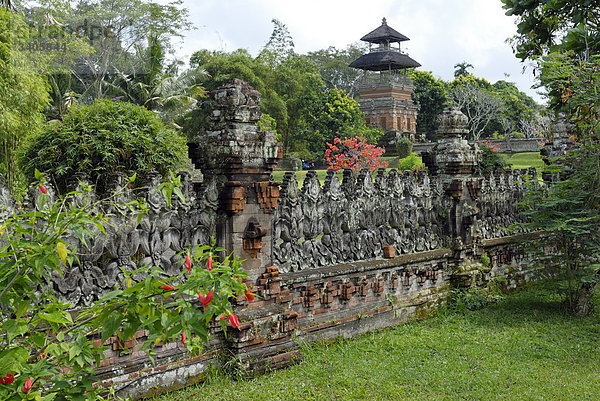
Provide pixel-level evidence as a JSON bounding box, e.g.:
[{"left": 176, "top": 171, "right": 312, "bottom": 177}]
[{"left": 0, "top": 80, "right": 544, "bottom": 399}]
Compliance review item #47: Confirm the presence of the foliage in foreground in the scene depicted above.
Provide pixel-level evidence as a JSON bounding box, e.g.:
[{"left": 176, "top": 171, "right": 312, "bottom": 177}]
[
  {"left": 155, "top": 281, "right": 600, "bottom": 401},
  {"left": 19, "top": 99, "right": 187, "bottom": 193},
  {"left": 0, "top": 178, "right": 253, "bottom": 400},
  {"left": 410, "top": 70, "right": 448, "bottom": 141},
  {"left": 502, "top": 0, "right": 600, "bottom": 60},
  {"left": 517, "top": 53, "right": 600, "bottom": 316}
]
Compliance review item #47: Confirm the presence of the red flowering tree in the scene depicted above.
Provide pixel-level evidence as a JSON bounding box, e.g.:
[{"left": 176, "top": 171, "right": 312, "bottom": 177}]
[{"left": 324, "top": 136, "right": 388, "bottom": 171}]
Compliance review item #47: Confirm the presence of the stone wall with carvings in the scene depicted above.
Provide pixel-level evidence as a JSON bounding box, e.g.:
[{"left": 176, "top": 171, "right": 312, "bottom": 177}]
[
  {"left": 0, "top": 171, "right": 219, "bottom": 307},
  {"left": 477, "top": 168, "right": 537, "bottom": 240},
  {"left": 0, "top": 81, "right": 545, "bottom": 398},
  {"left": 272, "top": 168, "right": 449, "bottom": 273}
]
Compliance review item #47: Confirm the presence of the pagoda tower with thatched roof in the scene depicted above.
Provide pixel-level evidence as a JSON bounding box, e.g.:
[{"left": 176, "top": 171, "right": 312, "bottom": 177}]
[{"left": 350, "top": 18, "right": 423, "bottom": 146}]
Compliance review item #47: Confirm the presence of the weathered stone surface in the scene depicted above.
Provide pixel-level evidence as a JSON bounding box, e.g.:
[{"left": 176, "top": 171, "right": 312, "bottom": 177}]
[
  {"left": 272, "top": 169, "right": 448, "bottom": 273},
  {"left": 476, "top": 168, "right": 535, "bottom": 239},
  {"left": 190, "top": 78, "right": 281, "bottom": 183},
  {"left": 0, "top": 171, "right": 218, "bottom": 307}
]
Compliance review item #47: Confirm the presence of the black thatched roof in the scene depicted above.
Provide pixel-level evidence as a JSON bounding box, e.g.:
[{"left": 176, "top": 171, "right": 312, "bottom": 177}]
[
  {"left": 360, "top": 18, "right": 409, "bottom": 44},
  {"left": 349, "top": 51, "right": 421, "bottom": 71}
]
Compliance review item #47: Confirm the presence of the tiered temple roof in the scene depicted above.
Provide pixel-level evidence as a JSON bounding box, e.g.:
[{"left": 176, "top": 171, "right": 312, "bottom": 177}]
[{"left": 349, "top": 18, "right": 421, "bottom": 71}]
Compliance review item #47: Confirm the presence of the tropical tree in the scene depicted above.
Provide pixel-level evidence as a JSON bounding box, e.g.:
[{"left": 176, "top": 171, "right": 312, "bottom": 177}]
[
  {"left": 453, "top": 61, "right": 474, "bottom": 77},
  {"left": 491, "top": 79, "right": 538, "bottom": 135},
  {"left": 266, "top": 53, "right": 325, "bottom": 153},
  {"left": 519, "top": 112, "right": 550, "bottom": 138},
  {"left": 503, "top": 2, "right": 600, "bottom": 315},
  {"left": 307, "top": 43, "right": 367, "bottom": 97},
  {"left": 45, "top": 73, "right": 79, "bottom": 120},
  {"left": 517, "top": 55, "right": 600, "bottom": 316},
  {"left": 184, "top": 48, "right": 288, "bottom": 141},
  {"left": 410, "top": 70, "right": 448, "bottom": 140},
  {"left": 449, "top": 75, "right": 505, "bottom": 140},
  {"left": 186, "top": 20, "right": 326, "bottom": 154},
  {"left": 502, "top": 0, "right": 600, "bottom": 60},
  {"left": 258, "top": 18, "right": 295, "bottom": 66},
  {"left": 0, "top": 8, "right": 50, "bottom": 190},
  {"left": 26, "top": 0, "right": 193, "bottom": 101},
  {"left": 109, "top": 33, "right": 205, "bottom": 122},
  {"left": 298, "top": 88, "right": 382, "bottom": 158}
]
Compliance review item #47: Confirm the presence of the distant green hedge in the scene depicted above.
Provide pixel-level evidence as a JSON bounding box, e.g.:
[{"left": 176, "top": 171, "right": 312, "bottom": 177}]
[
  {"left": 20, "top": 99, "right": 187, "bottom": 192},
  {"left": 397, "top": 153, "right": 423, "bottom": 171}
]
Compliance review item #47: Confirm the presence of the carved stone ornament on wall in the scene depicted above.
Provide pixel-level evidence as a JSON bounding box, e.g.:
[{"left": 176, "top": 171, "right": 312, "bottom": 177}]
[
  {"left": 0, "top": 172, "right": 219, "bottom": 307},
  {"left": 272, "top": 168, "right": 448, "bottom": 273}
]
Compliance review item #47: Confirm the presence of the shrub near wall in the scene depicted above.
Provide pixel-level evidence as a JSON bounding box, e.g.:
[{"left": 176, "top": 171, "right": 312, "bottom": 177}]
[
  {"left": 396, "top": 138, "right": 413, "bottom": 159},
  {"left": 20, "top": 99, "right": 187, "bottom": 192}
]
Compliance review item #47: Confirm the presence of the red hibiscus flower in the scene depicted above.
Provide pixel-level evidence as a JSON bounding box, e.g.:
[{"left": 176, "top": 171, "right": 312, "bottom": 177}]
[
  {"left": 185, "top": 254, "right": 191, "bottom": 272},
  {"left": 198, "top": 291, "right": 213, "bottom": 308},
  {"left": 228, "top": 313, "right": 240, "bottom": 329},
  {"left": 22, "top": 377, "right": 33, "bottom": 393}
]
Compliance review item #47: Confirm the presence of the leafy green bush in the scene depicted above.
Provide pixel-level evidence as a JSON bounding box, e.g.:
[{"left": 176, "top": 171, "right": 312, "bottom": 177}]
[
  {"left": 257, "top": 113, "right": 277, "bottom": 133},
  {"left": 0, "top": 180, "right": 250, "bottom": 400},
  {"left": 397, "top": 153, "right": 424, "bottom": 171},
  {"left": 396, "top": 138, "right": 413, "bottom": 159},
  {"left": 511, "top": 131, "right": 526, "bottom": 138},
  {"left": 479, "top": 143, "right": 507, "bottom": 173},
  {"left": 20, "top": 99, "right": 187, "bottom": 192}
]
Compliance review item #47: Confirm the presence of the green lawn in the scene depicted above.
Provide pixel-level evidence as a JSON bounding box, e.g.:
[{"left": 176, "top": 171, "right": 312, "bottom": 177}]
[
  {"left": 502, "top": 152, "right": 545, "bottom": 171},
  {"left": 154, "top": 282, "right": 600, "bottom": 401},
  {"left": 271, "top": 169, "right": 336, "bottom": 185}
]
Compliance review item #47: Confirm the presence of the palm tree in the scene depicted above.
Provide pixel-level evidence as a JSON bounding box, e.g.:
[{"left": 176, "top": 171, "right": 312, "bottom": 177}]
[
  {"left": 454, "top": 62, "right": 474, "bottom": 78},
  {"left": 46, "top": 73, "right": 80, "bottom": 120},
  {"left": 109, "top": 33, "right": 206, "bottom": 122}
]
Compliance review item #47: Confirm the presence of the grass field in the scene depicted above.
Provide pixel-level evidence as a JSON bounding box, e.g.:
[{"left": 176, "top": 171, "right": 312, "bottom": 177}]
[
  {"left": 502, "top": 152, "right": 545, "bottom": 171},
  {"left": 154, "top": 282, "right": 600, "bottom": 401}
]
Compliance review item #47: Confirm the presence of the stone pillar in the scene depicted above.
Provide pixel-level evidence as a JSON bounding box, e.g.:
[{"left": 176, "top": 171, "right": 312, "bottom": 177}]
[
  {"left": 424, "top": 107, "right": 481, "bottom": 254},
  {"left": 189, "top": 79, "right": 282, "bottom": 281},
  {"left": 541, "top": 112, "right": 577, "bottom": 182}
]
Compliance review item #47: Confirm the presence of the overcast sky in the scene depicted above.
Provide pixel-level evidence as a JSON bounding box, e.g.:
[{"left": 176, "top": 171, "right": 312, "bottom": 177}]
[{"left": 170, "top": 0, "right": 544, "bottom": 104}]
